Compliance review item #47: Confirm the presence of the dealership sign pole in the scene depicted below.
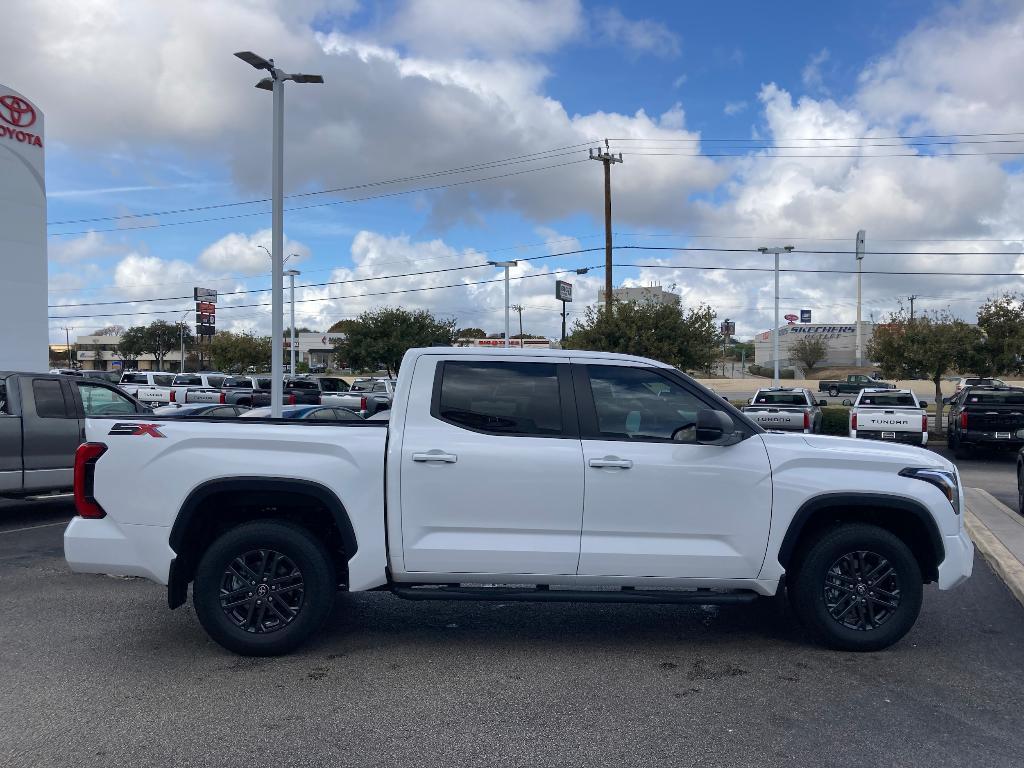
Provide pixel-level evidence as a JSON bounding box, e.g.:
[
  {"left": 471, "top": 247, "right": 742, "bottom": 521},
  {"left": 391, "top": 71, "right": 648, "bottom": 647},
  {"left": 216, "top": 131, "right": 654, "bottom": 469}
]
[
  {"left": 758, "top": 245, "right": 794, "bottom": 386},
  {"left": 556, "top": 280, "right": 573, "bottom": 342}
]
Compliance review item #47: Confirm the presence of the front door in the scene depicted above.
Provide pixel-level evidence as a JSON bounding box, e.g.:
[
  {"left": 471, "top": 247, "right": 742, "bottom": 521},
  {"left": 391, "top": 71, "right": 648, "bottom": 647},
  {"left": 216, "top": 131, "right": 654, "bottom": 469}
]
[
  {"left": 575, "top": 363, "right": 772, "bottom": 579},
  {"left": 399, "top": 355, "right": 584, "bottom": 576}
]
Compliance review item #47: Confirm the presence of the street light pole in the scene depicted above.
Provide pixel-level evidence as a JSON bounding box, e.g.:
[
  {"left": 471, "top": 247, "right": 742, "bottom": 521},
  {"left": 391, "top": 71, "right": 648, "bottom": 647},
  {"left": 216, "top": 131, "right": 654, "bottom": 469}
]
[
  {"left": 758, "top": 245, "right": 795, "bottom": 386},
  {"left": 285, "top": 268, "right": 300, "bottom": 373},
  {"left": 235, "top": 51, "right": 323, "bottom": 417},
  {"left": 489, "top": 260, "right": 517, "bottom": 347}
]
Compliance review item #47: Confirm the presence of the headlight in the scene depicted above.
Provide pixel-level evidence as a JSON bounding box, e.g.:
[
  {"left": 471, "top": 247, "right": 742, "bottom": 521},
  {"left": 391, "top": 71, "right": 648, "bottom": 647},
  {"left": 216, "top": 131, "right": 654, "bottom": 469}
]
[{"left": 899, "top": 467, "right": 960, "bottom": 514}]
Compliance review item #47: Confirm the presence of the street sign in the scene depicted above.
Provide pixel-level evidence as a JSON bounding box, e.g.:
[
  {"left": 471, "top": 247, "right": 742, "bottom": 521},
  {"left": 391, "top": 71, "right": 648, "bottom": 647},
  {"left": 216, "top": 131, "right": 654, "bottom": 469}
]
[
  {"left": 193, "top": 287, "right": 218, "bottom": 303},
  {"left": 197, "top": 301, "right": 216, "bottom": 314},
  {"left": 720, "top": 320, "right": 735, "bottom": 336},
  {"left": 800, "top": 309, "right": 812, "bottom": 323},
  {"left": 555, "top": 280, "right": 573, "bottom": 302},
  {"left": 196, "top": 312, "right": 216, "bottom": 325},
  {"left": 784, "top": 313, "right": 799, "bottom": 324},
  {"left": 196, "top": 324, "right": 215, "bottom": 336}
]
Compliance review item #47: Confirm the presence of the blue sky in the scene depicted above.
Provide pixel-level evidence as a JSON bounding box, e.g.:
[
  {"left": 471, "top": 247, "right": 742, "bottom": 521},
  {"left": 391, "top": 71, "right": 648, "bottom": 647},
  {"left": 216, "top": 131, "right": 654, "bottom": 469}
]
[{"left": 8, "top": 0, "right": 1020, "bottom": 340}]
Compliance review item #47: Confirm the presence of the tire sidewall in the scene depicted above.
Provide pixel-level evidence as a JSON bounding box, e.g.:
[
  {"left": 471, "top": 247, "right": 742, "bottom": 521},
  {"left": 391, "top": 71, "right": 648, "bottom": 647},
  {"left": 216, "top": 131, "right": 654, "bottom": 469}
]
[
  {"left": 193, "top": 521, "right": 335, "bottom": 656},
  {"left": 791, "top": 524, "right": 923, "bottom": 652}
]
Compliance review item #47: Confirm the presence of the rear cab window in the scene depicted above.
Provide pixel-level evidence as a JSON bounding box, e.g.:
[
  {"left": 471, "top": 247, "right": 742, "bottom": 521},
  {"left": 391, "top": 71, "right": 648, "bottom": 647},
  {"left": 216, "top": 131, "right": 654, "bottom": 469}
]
[
  {"left": 754, "top": 392, "right": 809, "bottom": 406},
  {"left": 965, "top": 390, "right": 1024, "bottom": 405},
  {"left": 173, "top": 375, "right": 202, "bottom": 386},
  {"left": 858, "top": 393, "right": 919, "bottom": 407}
]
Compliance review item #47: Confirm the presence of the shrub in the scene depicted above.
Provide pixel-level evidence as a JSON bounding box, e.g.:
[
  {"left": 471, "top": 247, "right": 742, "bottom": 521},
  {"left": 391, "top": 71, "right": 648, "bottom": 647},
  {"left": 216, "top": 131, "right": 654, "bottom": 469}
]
[
  {"left": 820, "top": 407, "right": 850, "bottom": 436},
  {"left": 747, "top": 364, "right": 794, "bottom": 379}
]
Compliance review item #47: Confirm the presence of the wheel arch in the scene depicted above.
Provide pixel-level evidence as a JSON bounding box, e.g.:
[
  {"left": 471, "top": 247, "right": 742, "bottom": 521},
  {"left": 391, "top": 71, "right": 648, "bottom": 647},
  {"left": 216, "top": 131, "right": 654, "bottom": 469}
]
[
  {"left": 778, "top": 493, "right": 944, "bottom": 584},
  {"left": 167, "top": 477, "right": 358, "bottom": 609}
]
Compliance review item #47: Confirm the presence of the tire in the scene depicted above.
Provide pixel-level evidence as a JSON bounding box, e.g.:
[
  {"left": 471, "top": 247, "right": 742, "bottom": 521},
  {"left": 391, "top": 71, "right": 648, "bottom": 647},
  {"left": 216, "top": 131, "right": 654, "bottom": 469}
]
[
  {"left": 953, "top": 432, "right": 972, "bottom": 460},
  {"left": 193, "top": 520, "right": 336, "bottom": 656},
  {"left": 789, "top": 523, "right": 922, "bottom": 652},
  {"left": 828, "top": 386, "right": 839, "bottom": 397},
  {"left": 1017, "top": 467, "right": 1024, "bottom": 517}
]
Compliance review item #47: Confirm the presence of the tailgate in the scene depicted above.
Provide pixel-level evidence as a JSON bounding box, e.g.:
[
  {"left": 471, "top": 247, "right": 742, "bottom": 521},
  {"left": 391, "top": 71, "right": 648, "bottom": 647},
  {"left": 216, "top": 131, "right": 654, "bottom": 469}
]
[
  {"left": 965, "top": 407, "right": 1024, "bottom": 431},
  {"left": 135, "top": 386, "right": 170, "bottom": 404},
  {"left": 743, "top": 407, "right": 805, "bottom": 429},
  {"left": 856, "top": 409, "right": 920, "bottom": 432},
  {"left": 183, "top": 388, "right": 224, "bottom": 404}
]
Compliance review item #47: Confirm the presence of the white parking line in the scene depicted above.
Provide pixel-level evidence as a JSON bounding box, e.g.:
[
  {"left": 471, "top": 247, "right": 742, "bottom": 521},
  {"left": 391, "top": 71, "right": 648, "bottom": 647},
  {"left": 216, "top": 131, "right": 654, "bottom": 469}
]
[{"left": 0, "top": 521, "right": 68, "bottom": 536}]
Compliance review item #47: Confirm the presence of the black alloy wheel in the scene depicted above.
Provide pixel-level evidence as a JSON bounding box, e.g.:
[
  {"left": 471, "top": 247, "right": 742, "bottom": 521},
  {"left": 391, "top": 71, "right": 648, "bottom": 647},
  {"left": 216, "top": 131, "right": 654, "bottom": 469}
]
[
  {"left": 193, "top": 520, "right": 336, "bottom": 656},
  {"left": 219, "top": 549, "right": 305, "bottom": 634},
  {"left": 829, "top": 386, "right": 839, "bottom": 397},
  {"left": 823, "top": 550, "right": 900, "bottom": 631}
]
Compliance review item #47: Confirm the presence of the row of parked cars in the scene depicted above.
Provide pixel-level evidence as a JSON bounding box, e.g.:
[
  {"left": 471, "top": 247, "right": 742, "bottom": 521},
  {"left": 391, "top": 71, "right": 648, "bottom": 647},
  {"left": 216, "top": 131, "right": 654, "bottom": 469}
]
[{"left": 1, "top": 369, "right": 395, "bottom": 499}]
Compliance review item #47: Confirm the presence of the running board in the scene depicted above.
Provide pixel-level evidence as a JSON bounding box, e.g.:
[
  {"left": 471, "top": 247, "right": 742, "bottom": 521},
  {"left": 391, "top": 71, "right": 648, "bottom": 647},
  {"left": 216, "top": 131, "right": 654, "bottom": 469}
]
[{"left": 391, "top": 585, "right": 759, "bottom": 605}]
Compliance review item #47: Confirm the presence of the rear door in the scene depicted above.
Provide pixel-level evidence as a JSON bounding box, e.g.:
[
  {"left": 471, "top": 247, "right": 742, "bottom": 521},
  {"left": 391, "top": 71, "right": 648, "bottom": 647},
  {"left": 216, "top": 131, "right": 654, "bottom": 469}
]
[
  {"left": 22, "top": 376, "right": 82, "bottom": 491},
  {"left": 0, "top": 377, "right": 23, "bottom": 493},
  {"left": 398, "top": 355, "right": 585, "bottom": 576}
]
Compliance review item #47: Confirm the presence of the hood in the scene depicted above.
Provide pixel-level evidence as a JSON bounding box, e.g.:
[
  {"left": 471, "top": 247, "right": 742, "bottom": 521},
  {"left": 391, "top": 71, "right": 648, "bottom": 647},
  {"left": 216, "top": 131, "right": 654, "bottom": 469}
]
[{"left": 761, "top": 432, "right": 953, "bottom": 472}]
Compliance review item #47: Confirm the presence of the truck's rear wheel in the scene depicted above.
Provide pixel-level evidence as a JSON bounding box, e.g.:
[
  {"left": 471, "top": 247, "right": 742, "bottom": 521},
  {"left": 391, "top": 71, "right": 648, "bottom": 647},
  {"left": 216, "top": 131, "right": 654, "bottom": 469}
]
[
  {"left": 828, "top": 386, "right": 839, "bottom": 397},
  {"left": 789, "top": 523, "right": 922, "bottom": 652},
  {"left": 193, "top": 521, "right": 335, "bottom": 656}
]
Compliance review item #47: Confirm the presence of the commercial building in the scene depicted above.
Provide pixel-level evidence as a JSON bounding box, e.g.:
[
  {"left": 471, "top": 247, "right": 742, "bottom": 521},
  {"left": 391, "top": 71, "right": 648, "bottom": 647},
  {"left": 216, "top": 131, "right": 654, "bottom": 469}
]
[
  {"left": 283, "top": 332, "right": 346, "bottom": 368},
  {"left": 73, "top": 334, "right": 185, "bottom": 372},
  {"left": 597, "top": 284, "right": 680, "bottom": 307},
  {"left": 754, "top": 322, "right": 876, "bottom": 370},
  {"left": 1, "top": 83, "right": 47, "bottom": 372}
]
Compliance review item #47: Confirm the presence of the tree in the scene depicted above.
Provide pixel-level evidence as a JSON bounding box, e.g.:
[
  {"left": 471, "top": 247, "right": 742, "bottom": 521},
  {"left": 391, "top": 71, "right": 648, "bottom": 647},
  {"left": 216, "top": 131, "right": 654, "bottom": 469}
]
[
  {"left": 455, "top": 327, "right": 487, "bottom": 339},
  {"left": 868, "top": 309, "right": 984, "bottom": 431},
  {"left": 564, "top": 300, "right": 718, "bottom": 372},
  {"left": 209, "top": 331, "right": 272, "bottom": 372},
  {"left": 975, "top": 293, "right": 1024, "bottom": 375},
  {"left": 140, "top": 320, "right": 186, "bottom": 371},
  {"left": 791, "top": 335, "right": 828, "bottom": 371},
  {"left": 334, "top": 307, "right": 457, "bottom": 375},
  {"left": 117, "top": 326, "right": 147, "bottom": 367},
  {"left": 92, "top": 324, "right": 125, "bottom": 337},
  {"left": 327, "top": 319, "right": 360, "bottom": 334}
]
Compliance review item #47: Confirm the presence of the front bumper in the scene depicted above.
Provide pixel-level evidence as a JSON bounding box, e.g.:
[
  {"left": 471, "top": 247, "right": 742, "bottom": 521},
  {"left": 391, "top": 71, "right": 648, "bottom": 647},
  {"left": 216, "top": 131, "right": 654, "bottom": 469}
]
[
  {"left": 937, "top": 526, "right": 974, "bottom": 590},
  {"left": 64, "top": 517, "right": 174, "bottom": 585}
]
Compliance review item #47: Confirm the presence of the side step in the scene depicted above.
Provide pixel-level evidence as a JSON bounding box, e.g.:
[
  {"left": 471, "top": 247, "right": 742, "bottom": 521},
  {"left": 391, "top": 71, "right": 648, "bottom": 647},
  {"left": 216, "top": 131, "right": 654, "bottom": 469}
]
[{"left": 391, "top": 585, "right": 759, "bottom": 605}]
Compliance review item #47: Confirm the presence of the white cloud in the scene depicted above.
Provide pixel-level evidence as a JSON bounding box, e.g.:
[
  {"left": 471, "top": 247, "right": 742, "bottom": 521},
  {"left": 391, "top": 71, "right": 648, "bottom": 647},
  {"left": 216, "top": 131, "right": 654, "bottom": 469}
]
[
  {"left": 802, "top": 48, "right": 830, "bottom": 93},
  {"left": 672, "top": 73, "right": 687, "bottom": 89},
  {"left": 198, "top": 229, "right": 311, "bottom": 275},
  {"left": 723, "top": 100, "right": 748, "bottom": 116},
  {"left": 595, "top": 7, "right": 681, "bottom": 59},
  {"left": 49, "top": 231, "right": 127, "bottom": 264}
]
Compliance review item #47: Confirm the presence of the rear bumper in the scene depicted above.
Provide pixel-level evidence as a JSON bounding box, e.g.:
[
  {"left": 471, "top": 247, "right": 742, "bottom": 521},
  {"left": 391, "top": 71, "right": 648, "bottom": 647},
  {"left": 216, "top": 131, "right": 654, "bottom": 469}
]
[
  {"left": 64, "top": 517, "right": 174, "bottom": 585},
  {"left": 961, "top": 432, "right": 1024, "bottom": 449},
  {"left": 852, "top": 430, "right": 927, "bottom": 446},
  {"left": 937, "top": 526, "right": 974, "bottom": 590}
]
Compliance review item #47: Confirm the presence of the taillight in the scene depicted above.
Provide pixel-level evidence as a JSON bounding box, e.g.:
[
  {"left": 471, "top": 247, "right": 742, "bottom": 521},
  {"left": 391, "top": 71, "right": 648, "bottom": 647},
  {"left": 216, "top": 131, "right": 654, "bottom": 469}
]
[
  {"left": 73, "top": 443, "right": 107, "bottom": 519},
  {"left": 922, "top": 413, "right": 929, "bottom": 432},
  {"left": 960, "top": 411, "right": 968, "bottom": 429},
  {"left": 219, "top": 392, "right": 226, "bottom": 404},
  {"left": 170, "top": 389, "right": 176, "bottom": 402},
  {"left": 851, "top": 412, "right": 858, "bottom": 431},
  {"left": 360, "top": 396, "right": 367, "bottom": 412},
  {"left": 288, "top": 393, "right": 296, "bottom": 405},
  {"left": 803, "top": 411, "right": 810, "bottom": 431}
]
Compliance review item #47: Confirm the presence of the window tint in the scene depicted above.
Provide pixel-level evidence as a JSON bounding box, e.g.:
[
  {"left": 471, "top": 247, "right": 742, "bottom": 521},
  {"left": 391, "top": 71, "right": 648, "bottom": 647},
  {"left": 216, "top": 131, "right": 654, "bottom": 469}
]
[
  {"left": 437, "top": 361, "right": 562, "bottom": 436},
  {"left": 222, "top": 377, "right": 253, "bottom": 389},
  {"left": 286, "top": 380, "right": 320, "bottom": 390},
  {"left": 587, "top": 365, "right": 705, "bottom": 442},
  {"left": 318, "top": 378, "right": 349, "bottom": 392},
  {"left": 33, "top": 379, "right": 70, "bottom": 419},
  {"left": 153, "top": 375, "right": 175, "bottom": 387},
  {"left": 173, "top": 375, "right": 202, "bottom": 386},
  {"left": 256, "top": 379, "right": 271, "bottom": 390},
  {"left": 121, "top": 373, "right": 146, "bottom": 384},
  {"left": 372, "top": 382, "right": 387, "bottom": 392},
  {"left": 966, "top": 391, "right": 1024, "bottom": 405},
  {"left": 350, "top": 380, "right": 371, "bottom": 392},
  {"left": 859, "top": 393, "right": 918, "bottom": 407},
  {"left": 0, "top": 381, "right": 8, "bottom": 415},
  {"left": 332, "top": 408, "right": 362, "bottom": 421},
  {"left": 754, "top": 392, "right": 809, "bottom": 406},
  {"left": 206, "top": 376, "right": 226, "bottom": 388},
  {"left": 77, "top": 382, "right": 137, "bottom": 415}
]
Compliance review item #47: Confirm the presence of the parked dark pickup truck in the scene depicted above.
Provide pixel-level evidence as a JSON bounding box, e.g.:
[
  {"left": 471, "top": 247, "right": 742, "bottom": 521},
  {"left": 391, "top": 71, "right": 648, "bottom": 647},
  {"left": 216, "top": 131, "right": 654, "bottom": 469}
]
[
  {"left": 220, "top": 375, "right": 321, "bottom": 408},
  {"left": 817, "top": 374, "right": 894, "bottom": 396},
  {"left": 0, "top": 371, "right": 150, "bottom": 498},
  {"left": 946, "top": 385, "right": 1024, "bottom": 458}
]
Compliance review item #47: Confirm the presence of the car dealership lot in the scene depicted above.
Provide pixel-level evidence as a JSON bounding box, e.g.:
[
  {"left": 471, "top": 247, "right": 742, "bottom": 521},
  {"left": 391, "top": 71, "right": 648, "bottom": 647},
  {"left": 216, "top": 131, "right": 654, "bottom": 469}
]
[{"left": 1, "top": 487, "right": 1023, "bottom": 768}]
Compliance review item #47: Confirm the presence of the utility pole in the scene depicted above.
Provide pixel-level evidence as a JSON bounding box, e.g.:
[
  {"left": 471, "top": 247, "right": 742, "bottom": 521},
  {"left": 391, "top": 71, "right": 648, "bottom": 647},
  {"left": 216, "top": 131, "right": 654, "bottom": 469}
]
[
  {"left": 855, "top": 229, "right": 865, "bottom": 367},
  {"left": 285, "top": 268, "right": 300, "bottom": 373},
  {"left": 61, "top": 326, "right": 74, "bottom": 368},
  {"left": 489, "top": 260, "right": 517, "bottom": 347},
  {"left": 758, "top": 245, "right": 794, "bottom": 386},
  {"left": 908, "top": 294, "right": 919, "bottom": 320},
  {"left": 590, "top": 140, "right": 622, "bottom": 314},
  {"left": 511, "top": 304, "right": 524, "bottom": 347}
]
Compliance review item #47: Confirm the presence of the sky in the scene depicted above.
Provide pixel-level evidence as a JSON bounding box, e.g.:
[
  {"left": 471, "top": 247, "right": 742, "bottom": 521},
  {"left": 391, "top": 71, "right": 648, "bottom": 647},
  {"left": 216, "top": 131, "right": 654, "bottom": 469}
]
[{"left": 4, "top": 0, "right": 1024, "bottom": 342}]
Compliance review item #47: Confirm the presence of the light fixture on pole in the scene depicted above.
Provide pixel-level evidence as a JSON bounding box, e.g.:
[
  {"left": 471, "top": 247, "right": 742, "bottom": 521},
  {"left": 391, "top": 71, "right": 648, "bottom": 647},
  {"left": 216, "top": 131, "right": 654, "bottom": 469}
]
[
  {"left": 236, "top": 51, "right": 323, "bottom": 417},
  {"left": 488, "top": 260, "right": 518, "bottom": 347},
  {"left": 285, "top": 268, "right": 300, "bottom": 374},
  {"left": 758, "top": 245, "right": 795, "bottom": 386}
]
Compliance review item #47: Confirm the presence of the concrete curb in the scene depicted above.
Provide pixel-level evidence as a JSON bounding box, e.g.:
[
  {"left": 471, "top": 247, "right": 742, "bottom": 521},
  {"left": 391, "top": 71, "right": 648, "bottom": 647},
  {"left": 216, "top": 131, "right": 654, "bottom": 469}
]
[{"left": 964, "top": 491, "right": 1024, "bottom": 609}]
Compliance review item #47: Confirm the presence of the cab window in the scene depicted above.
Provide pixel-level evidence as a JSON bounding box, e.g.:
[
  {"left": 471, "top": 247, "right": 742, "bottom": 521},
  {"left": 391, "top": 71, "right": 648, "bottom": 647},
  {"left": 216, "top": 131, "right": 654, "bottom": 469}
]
[
  {"left": 77, "top": 382, "right": 138, "bottom": 415},
  {"left": 584, "top": 365, "right": 706, "bottom": 443}
]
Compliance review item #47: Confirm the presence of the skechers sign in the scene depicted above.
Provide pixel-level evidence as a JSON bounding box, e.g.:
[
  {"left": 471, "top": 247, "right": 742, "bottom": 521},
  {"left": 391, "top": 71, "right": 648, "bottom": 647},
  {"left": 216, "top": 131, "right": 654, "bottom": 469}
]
[{"left": 782, "top": 324, "right": 856, "bottom": 342}]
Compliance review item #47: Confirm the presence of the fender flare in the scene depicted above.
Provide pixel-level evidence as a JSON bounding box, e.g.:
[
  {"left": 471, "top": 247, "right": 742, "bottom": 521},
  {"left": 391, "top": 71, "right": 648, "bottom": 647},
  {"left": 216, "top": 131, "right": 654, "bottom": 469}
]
[{"left": 167, "top": 476, "right": 358, "bottom": 608}]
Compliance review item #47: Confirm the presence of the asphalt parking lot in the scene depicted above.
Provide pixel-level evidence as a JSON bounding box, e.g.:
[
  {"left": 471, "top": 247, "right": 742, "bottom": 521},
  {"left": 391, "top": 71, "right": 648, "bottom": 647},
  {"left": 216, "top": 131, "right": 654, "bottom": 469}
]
[{"left": 2, "top": 461, "right": 1023, "bottom": 768}]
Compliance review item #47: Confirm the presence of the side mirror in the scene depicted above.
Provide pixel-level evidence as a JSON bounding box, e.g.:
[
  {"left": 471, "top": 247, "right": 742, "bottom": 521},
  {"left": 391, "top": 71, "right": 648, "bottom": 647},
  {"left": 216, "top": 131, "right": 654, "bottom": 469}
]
[
  {"left": 818, "top": 399, "right": 827, "bottom": 406},
  {"left": 842, "top": 399, "right": 853, "bottom": 407},
  {"left": 695, "top": 409, "right": 735, "bottom": 445},
  {"left": 721, "top": 394, "right": 729, "bottom": 401},
  {"left": 919, "top": 401, "right": 928, "bottom": 408}
]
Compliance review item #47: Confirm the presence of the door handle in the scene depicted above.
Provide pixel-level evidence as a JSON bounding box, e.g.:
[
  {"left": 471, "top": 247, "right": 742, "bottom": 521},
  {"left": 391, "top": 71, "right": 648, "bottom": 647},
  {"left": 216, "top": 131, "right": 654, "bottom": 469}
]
[
  {"left": 588, "top": 457, "right": 633, "bottom": 469},
  {"left": 412, "top": 451, "right": 458, "bottom": 464}
]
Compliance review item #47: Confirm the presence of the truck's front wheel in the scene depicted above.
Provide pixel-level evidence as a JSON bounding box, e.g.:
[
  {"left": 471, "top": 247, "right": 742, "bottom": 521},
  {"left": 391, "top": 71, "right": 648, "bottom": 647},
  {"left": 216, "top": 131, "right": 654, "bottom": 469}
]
[
  {"left": 790, "top": 523, "right": 922, "bottom": 652},
  {"left": 828, "top": 386, "right": 839, "bottom": 397},
  {"left": 193, "top": 521, "right": 336, "bottom": 656}
]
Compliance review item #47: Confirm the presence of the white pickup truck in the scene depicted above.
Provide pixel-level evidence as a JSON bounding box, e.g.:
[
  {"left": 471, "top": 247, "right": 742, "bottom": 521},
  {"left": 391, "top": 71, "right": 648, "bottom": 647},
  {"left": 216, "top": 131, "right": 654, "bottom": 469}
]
[
  {"left": 117, "top": 371, "right": 176, "bottom": 399},
  {"left": 849, "top": 389, "right": 930, "bottom": 446},
  {"left": 742, "top": 387, "right": 824, "bottom": 433},
  {"left": 64, "top": 348, "right": 972, "bottom": 656}
]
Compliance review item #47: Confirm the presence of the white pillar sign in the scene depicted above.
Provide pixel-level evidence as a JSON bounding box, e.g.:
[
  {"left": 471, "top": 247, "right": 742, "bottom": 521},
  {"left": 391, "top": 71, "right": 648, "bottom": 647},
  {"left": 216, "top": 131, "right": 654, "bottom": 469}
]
[{"left": 0, "top": 83, "right": 46, "bottom": 372}]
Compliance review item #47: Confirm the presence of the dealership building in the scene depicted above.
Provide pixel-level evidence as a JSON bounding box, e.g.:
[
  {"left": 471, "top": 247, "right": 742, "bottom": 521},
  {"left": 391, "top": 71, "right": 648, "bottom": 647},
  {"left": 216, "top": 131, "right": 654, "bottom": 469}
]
[{"left": 754, "top": 322, "right": 877, "bottom": 369}]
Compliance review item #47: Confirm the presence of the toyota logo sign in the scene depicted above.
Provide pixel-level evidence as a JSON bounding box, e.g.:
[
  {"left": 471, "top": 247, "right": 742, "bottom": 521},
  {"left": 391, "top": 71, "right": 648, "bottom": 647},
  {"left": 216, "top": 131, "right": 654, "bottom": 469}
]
[{"left": 0, "top": 94, "right": 36, "bottom": 128}]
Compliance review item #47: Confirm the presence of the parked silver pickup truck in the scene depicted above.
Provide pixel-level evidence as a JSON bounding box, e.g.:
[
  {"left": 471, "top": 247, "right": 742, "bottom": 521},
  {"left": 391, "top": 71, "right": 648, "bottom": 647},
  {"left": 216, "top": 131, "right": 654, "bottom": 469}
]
[
  {"left": 742, "top": 387, "right": 824, "bottom": 433},
  {"left": 1, "top": 371, "right": 149, "bottom": 498}
]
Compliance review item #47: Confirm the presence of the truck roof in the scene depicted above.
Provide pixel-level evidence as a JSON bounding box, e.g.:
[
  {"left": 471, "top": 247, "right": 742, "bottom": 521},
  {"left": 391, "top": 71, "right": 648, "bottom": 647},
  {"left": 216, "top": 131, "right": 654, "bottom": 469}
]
[{"left": 402, "top": 346, "right": 675, "bottom": 369}]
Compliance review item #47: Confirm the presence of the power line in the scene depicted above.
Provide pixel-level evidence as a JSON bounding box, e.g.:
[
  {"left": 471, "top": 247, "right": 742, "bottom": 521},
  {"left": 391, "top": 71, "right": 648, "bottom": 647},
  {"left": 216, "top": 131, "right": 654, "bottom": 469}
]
[{"left": 607, "top": 130, "right": 1024, "bottom": 142}]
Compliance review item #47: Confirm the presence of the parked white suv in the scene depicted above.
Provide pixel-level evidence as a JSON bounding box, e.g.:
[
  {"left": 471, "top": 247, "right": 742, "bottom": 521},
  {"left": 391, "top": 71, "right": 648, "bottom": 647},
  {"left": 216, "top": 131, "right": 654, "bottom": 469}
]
[{"left": 65, "top": 348, "right": 971, "bottom": 656}]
